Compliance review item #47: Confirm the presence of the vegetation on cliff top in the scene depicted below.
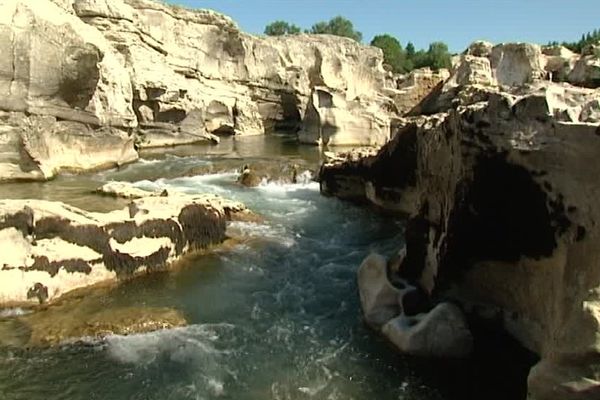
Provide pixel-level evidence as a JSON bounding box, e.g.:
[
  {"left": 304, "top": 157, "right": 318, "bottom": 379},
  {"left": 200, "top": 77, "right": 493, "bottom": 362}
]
[
  {"left": 264, "top": 21, "right": 302, "bottom": 36},
  {"left": 548, "top": 28, "right": 600, "bottom": 53},
  {"left": 308, "top": 16, "right": 363, "bottom": 42},
  {"left": 264, "top": 17, "right": 451, "bottom": 73},
  {"left": 371, "top": 35, "right": 452, "bottom": 73},
  {"left": 265, "top": 16, "right": 362, "bottom": 41}
]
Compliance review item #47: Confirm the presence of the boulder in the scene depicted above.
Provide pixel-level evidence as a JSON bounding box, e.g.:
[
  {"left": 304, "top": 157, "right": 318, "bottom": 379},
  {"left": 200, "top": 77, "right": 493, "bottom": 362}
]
[
  {"left": 0, "top": 192, "right": 251, "bottom": 305},
  {"left": 435, "top": 55, "right": 497, "bottom": 111},
  {"left": 580, "top": 98, "right": 600, "bottom": 122},
  {"left": 235, "top": 160, "right": 313, "bottom": 187},
  {"left": 96, "top": 181, "right": 160, "bottom": 199},
  {"left": 466, "top": 40, "right": 493, "bottom": 58},
  {"left": 542, "top": 45, "right": 578, "bottom": 82},
  {"left": 447, "top": 55, "right": 496, "bottom": 87},
  {"left": 381, "top": 303, "right": 473, "bottom": 358},
  {"left": 357, "top": 253, "right": 405, "bottom": 328},
  {"left": 490, "top": 43, "right": 546, "bottom": 86},
  {"left": 511, "top": 81, "right": 600, "bottom": 123},
  {"left": 357, "top": 251, "right": 472, "bottom": 357},
  {"left": 237, "top": 168, "right": 263, "bottom": 187},
  {"left": 299, "top": 87, "right": 394, "bottom": 146},
  {"left": 568, "top": 52, "right": 600, "bottom": 88}
]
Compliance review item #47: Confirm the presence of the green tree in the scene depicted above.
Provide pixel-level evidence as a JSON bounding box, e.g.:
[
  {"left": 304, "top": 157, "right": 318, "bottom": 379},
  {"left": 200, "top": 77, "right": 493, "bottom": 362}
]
[
  {"left": 371, "top": 34, "right": 406, "bottom": 73},
  {"left": 403, "top": 42, "right": 416, "bottom": 71},
  {"left": 554, "top": 28, "right": 600, "bottom": 53},
  {"left": 411, "top": 49, "right": 429, "bottom": 69},
  {"left": 405, "top": 42, "right": 416, "bottom": 57},
  {"left": 309, "top": 16, "right": 362, "bottom": 42},
  {"left": 264, "top": 20, "right": 301, "bottom": 36},
  {"left": 425, "top": 41, "right": 452, "bottom": 70}
]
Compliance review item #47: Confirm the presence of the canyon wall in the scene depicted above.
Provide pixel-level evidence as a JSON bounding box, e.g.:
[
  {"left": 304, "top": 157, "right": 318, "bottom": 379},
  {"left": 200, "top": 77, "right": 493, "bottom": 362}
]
[
  {"left": 320, "top": 42, "right": 600, "bottom": 400},
  {"left": 0, "top": 0, "right": 397, "bottom": 181}
]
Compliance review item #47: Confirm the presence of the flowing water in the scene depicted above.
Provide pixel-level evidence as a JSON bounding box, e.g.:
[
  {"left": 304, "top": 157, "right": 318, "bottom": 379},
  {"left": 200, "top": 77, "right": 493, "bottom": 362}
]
[{"left": 0, "top": 135, "right": 527, "bottom": 400}]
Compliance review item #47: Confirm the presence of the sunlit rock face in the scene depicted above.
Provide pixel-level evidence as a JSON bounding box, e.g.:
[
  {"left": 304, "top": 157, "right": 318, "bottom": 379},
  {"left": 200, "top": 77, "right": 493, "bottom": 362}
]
[
  {"left": 0, "top": 0, "right": 398, "bottom": 181},
  {"left": 490, "top": 43, "right": 546, "bottom": 87},
  {"left": 299, "top": 87, "right": 395, "bottom": 146},
  {"left": 0, "top": 190, "right": 251, "bottom": 305},
  {"left": 320, "top": 43, "right": 600, "bottom": 400}
]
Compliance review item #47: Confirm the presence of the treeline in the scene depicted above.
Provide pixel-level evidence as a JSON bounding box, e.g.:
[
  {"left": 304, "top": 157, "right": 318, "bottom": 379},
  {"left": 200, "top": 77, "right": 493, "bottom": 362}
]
[
  {"left": 370, "top": 35, "right": 451, "bottom": 73},
  {"left": 548, "top": 28, "right": 600, "bottom": 53},
  {"left": 264, "top": 16, "right": 451, "bottom": 73},
  {"left": 264, "top": 17, "right": 362, "bottom": 41}
]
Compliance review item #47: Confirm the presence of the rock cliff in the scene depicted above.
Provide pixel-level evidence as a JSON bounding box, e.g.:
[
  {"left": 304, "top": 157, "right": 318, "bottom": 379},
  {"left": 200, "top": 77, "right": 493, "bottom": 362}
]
[
  {"left": 320, "top": 41, "right": 600, "bottom": 400},
  {"left": 0, "top": 0, "right": 401, "bottom": 181}
]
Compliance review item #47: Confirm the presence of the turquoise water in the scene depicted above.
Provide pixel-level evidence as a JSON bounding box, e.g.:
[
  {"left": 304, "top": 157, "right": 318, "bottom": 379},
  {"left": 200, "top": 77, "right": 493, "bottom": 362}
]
[{"left": 0, "top": 136, "right": 522, "bottom": 400}]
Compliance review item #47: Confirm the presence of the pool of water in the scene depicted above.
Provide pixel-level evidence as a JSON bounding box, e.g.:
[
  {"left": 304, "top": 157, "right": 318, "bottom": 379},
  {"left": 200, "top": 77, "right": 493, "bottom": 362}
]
[{"left": 0, "top": 135, "right": 527, "bottom": 400}]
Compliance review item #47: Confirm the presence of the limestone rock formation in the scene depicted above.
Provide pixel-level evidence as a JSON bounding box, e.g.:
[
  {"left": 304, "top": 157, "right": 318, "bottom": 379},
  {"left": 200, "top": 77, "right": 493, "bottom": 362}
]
[
  {"left": 381, "top": 302, "right": 473, "bottom": 358},
  {"left": 0, "top": 0, "right": 397, "bottom": 181},
  {"left": 0, "top": 192, "right": 251, "bottom": 305},
  {"left": 299, "top": 87, "right": 395, "bottom": 146},
  {"left": 542, "top": 45, "right": 578, "bottom": 82},
  {"left": 466, "top": 40, "right": 493, "bottom": 58},
  {"left": 357, "top": 252, "right": 473, "bottom": 357},
  {"left": 392, "top": 68, "right": 450, "bottom": 115},
  {"left": 358, "top": 253, "right": 404, "bottom": 328},
  {"left": 490, "top": 43, "right": 546, "bottom": 86},
  {"left": 568, "top": 46, "right": 600, "bottom": 88},
  {"left": 320, "top": 41, "right": 600, "bottom": 399},
  {"left": 447, "top": 55, "right": 496, "bottom": 88}
]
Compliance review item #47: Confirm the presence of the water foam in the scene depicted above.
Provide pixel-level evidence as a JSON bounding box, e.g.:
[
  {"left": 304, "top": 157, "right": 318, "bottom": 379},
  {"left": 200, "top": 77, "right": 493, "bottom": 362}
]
[{"left": 105, "top": 324, "right": 234, "bottom": 365}]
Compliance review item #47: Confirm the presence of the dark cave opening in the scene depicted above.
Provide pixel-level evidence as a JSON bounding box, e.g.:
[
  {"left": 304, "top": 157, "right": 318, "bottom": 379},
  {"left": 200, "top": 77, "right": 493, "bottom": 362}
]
[
  {"left": 155, "top": 109, "right": 187, "bottom": 124},
  {"left": 368, "top": 124, "right": 419, "bottom": 196},
  {"left": 274, "top": 92, "right": 302, "bottom": 132},
  {"left": 60, "top": 44, "right": 101, "bottom": 109},
  {"left": 389, "top": 153, "right": 559, "bottom": 399},
  {"left": 211, "top": 125, "right": 236, "bottom": 135},
  {"left": 440, "top": 153, "right": 561, "bottom": 286}
]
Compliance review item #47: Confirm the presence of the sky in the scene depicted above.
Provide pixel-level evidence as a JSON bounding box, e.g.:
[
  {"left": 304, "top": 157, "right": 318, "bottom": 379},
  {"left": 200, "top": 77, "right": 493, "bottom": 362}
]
[{"left": 163, "top": 0, "right": 600, "bottom": 53}]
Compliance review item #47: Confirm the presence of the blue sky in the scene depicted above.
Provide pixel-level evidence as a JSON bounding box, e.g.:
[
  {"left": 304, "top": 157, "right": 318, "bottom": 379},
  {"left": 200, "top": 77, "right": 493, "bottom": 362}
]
[{"left": 164, "top": 0, "right": 600, "bottom": 53}]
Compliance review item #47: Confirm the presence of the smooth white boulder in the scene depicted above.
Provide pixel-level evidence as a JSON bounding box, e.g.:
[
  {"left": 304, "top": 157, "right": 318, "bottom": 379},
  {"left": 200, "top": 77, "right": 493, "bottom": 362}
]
[
  {"left": 381, "top": 302, "right": 473, "bottom": 358},
  {"left": 357, "top": 253, "right": 406, "bottom": 328}
]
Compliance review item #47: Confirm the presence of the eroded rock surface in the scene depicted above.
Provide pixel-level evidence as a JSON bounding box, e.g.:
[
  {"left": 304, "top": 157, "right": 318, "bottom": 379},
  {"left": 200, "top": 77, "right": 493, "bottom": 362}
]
[
  {"left": 0, "top": 0, "right": 401, "bottom": 182},
  {"left": 320, "top": 42, "right": 600, "bottom": 400},
  {"left": 3, "top": 0, "right": 600, "bottom": 182},
  {"left": 0, "top": 192, "right": 251, "bottom": 305},
  {"left": 357, "top": 252, "right": 473, "bottom": 358}
]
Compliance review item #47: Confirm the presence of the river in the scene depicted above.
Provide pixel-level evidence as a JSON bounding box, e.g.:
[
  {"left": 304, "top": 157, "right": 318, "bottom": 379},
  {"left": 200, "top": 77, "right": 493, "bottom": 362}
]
[{"left": 0, "top": 135, "right": 527, "bottom": 400}]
